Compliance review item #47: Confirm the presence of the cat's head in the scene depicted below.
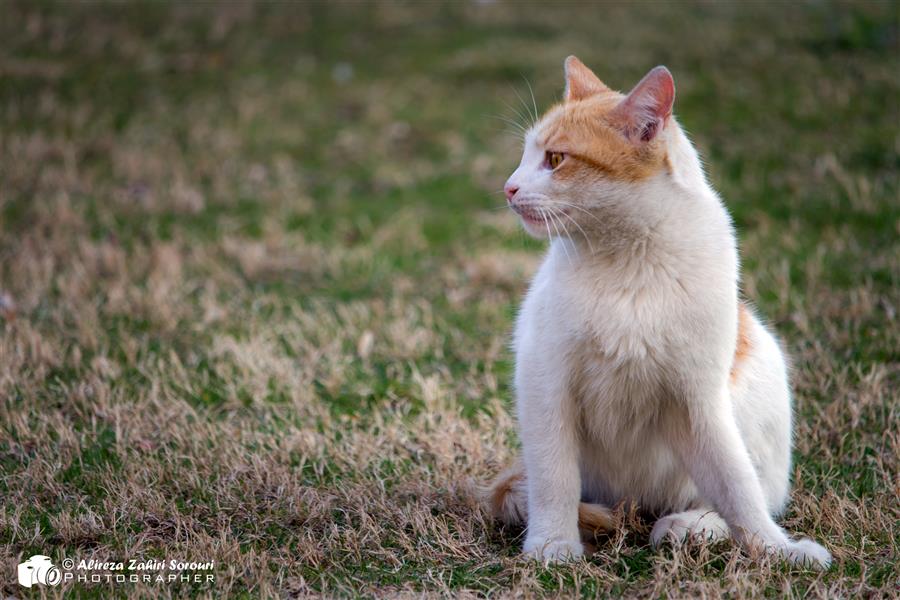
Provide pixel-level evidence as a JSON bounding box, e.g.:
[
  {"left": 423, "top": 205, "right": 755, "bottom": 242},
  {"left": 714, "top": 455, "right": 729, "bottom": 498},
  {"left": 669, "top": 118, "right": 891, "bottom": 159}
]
[{"left": 504, "top": 57, "right": 676, "bottom": 239}]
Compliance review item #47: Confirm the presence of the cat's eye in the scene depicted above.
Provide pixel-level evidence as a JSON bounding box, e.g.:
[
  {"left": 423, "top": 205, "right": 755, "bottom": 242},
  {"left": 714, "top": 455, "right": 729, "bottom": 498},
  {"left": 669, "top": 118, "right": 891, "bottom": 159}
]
[{"left": 546, "top": 151, "right": 565, "bottom": 170}]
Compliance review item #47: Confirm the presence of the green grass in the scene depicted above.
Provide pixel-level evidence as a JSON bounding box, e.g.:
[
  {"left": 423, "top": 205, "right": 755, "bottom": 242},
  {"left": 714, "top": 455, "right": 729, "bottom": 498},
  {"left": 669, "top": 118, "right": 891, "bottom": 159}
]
[{"left": 1, "top": 1, "right": 898, "bottom": 598}]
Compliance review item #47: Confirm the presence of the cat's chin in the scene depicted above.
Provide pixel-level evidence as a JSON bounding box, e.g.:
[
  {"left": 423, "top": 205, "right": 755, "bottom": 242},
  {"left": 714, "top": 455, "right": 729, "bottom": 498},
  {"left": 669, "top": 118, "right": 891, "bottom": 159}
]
[{"left": 520, "top": 217, "right": 551, "bottom": 239}]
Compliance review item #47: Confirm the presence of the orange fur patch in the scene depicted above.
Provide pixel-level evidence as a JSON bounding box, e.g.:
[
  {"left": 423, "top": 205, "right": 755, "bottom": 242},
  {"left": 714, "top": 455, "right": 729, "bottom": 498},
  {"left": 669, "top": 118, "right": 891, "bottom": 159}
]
[
  {"left": 578, "top": 502, "right": 616, "bottom": 533},
  {"left": 730, "top": 302, "right": 754, "bottom": 383},
  {"left": 489, "top": 469, "right": 521, "bottom": 511},
  {"left": 487, "top": 460, "right": 525, "bottom": 525},
  {"left": 536, "top": 97, "right": 668, "bottom": 182}
]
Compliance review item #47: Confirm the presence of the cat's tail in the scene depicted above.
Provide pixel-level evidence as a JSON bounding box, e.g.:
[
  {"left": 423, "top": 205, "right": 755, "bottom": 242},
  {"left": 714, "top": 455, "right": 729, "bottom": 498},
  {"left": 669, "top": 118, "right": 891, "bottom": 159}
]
[{"left": 483, "top": 457, "right": 617, "bottom": 534}]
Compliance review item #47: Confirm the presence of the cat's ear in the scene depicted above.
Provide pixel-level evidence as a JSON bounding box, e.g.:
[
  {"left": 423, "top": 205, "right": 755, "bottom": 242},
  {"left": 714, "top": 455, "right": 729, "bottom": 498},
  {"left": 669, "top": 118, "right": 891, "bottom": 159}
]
[
  {"left": 564, "top": 56, "right": 609, "bottom": 102},
  {"left": 609, "top": 66, "right": 675, "bottom": 143}
]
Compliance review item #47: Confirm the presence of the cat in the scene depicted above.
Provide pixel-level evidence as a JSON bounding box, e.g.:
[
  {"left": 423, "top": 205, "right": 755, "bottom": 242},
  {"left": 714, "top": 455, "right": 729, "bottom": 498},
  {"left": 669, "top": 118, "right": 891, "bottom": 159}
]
[{"left": 487, "top": 56, "right": 831, "bottom": 569}]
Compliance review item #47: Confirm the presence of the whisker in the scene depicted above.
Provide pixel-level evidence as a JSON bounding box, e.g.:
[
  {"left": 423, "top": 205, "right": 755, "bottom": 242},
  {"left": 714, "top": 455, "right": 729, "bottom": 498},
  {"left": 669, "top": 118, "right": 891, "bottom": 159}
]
[
  {"left": 512, "top": 86, "right": 535, "bottom": 128},
  {"left": 545, "top": 208, "right": 573, "bottom": 266},
  {"left": 482, "top": 122, "right": 528, "bottom": 140},
  {"left": 487, "top": 114, "right": 527, "bottom": 136},
  {"left": 551, "top": 212, "right": 572, "bottom": 265},
  {"left": 490, "top": 127, "right": 529, "bottom": 139},
  {"left": 558, "top": 210, "right": 595, "bottom": 254},
  {"left": 542, "top": 209, "right": 554, "bottom": 241},
  {"left": 523, "top": 76, "right": 539, "bottom": 124},
  {"left": 500, "top": 97, "right": 531, "bottom": 131},
  {"left": 541, "top": 198, "right": 606, "bottom": 228},
  {"left": 550, "top": 209, "right": 570, "bottom": 241},
  {"left": 549, "top": 210, "right": 575, "bottom": 260}
]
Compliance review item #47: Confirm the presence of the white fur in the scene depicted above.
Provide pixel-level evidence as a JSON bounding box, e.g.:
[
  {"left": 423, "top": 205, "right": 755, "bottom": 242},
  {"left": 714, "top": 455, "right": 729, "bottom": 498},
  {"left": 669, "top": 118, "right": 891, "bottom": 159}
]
[{"left": 505, "top": 112, "right": 830, "bottom": 568}]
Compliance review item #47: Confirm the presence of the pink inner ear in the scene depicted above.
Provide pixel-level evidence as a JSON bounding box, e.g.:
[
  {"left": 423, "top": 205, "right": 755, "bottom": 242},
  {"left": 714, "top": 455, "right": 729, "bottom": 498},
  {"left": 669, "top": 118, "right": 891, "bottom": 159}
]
[{"left": 610, "top": 66, "right": 675, "bottom": 142}]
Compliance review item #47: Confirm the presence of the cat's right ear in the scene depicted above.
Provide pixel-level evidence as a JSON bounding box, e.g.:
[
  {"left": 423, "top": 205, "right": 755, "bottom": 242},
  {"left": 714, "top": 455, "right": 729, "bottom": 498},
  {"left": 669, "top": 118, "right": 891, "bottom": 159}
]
[
  {"left": 564, "top": 56, "right": 609, "bottom": 102},
  {"left": 608, "top": 66, "right": 675, "bottom": 143}
]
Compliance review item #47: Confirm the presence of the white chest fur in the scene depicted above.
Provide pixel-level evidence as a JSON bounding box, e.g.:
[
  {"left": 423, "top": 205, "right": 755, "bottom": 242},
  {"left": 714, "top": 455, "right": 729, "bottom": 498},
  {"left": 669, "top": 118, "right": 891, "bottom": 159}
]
[{"left": 515, "top": 240, "right": 698, "bottom": 512}]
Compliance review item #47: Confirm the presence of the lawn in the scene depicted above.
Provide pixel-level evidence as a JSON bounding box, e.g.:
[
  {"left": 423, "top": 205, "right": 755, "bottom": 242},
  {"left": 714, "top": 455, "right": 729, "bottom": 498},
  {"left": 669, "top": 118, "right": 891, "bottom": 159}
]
[{"left": 1, "top": 2, "right": 897, "bottom": 598}]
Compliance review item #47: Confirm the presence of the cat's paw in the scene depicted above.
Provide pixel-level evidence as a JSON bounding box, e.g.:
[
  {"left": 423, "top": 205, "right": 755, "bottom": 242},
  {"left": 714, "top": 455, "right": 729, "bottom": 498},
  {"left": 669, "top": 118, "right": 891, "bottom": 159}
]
[
  {"left": 781, "top": 538, "right": 832, "bottom": 570},
  {"left": 650, "top": 510, "right": 729, "bottom": 547},
  {"left": 522, "top": 537, "right": 584, "bottom": 563}
]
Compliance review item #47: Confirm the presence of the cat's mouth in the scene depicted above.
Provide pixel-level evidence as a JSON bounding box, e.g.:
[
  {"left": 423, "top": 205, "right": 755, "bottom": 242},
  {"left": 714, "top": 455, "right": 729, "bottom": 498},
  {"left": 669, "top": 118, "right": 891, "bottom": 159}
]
[{"left": 511, "top": 205, "right": 548, "bottom": 226}]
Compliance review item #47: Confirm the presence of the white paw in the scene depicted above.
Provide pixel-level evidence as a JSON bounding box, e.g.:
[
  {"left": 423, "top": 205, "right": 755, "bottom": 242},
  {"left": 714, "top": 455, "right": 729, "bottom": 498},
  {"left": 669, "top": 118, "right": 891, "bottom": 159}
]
[
  {"left": 523, "top": 537, "right": 584, "bottom": 563},
  {"left": 650, "top": 512, "right": 729, "bottom": 547},
  {"left": 782, "top": 538, "right": 832, "bottom": 570}
]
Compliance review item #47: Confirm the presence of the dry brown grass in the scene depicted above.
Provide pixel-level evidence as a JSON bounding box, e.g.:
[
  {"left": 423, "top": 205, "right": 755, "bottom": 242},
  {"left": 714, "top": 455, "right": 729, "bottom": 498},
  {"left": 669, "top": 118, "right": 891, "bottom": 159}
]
[{"left": 1, "top": 2, "right": 897, "bottom": 598}]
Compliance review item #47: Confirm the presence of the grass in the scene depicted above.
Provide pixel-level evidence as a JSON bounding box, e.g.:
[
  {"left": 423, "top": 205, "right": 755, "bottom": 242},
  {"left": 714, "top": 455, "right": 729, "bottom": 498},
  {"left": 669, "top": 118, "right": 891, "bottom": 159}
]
[{"left": 1, "top": 1, "right": 897, "bottom": 598}]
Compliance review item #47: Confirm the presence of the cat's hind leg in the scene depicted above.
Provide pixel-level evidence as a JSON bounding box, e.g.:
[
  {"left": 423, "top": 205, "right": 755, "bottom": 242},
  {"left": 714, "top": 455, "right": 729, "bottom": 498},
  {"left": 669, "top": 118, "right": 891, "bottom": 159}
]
[{"left": 650, "top": 508, "right": 729, "bottom": 546}]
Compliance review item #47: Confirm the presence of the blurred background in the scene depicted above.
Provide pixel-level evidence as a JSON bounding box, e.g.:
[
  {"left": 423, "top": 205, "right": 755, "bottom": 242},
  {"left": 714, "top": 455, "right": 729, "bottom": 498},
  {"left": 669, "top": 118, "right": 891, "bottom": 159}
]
[{"left": 1, "top": 2, "right": 897, "bottom": 597}]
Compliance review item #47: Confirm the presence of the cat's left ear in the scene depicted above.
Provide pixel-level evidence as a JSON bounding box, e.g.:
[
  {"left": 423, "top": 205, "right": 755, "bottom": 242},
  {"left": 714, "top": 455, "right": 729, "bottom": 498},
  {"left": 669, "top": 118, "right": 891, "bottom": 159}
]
[
  {"left": 609, "top": 66, "right": 675, "bottom": 143},
  {"left": 564, "top": 56, "right": 609, "bottom": 102}
]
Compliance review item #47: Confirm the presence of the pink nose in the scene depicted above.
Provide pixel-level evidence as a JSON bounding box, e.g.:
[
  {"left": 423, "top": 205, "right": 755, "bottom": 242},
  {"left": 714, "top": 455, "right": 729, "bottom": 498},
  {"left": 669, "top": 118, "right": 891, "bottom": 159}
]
[{"left": 504, "top": 183, "right": 519, "bottom": 202}]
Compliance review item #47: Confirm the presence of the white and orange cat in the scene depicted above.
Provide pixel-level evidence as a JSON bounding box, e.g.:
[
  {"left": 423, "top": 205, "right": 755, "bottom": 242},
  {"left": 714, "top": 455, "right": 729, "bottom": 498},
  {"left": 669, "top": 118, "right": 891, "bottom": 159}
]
[{"left": 488, "top": 57, "right": 831, "bottom": 568}]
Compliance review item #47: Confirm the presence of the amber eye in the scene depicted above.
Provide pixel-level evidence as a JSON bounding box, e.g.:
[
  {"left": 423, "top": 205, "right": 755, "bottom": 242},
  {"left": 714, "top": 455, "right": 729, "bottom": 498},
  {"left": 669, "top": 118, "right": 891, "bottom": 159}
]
[{"left": 546, "top": 151, "right": 564, "bottom": 169}]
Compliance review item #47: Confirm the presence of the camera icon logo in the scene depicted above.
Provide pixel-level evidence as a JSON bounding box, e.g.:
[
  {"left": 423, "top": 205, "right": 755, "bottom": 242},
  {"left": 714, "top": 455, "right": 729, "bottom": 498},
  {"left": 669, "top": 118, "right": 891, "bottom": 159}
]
[{"left": 17, "top": 555, "right": 61, "bottom": 588}]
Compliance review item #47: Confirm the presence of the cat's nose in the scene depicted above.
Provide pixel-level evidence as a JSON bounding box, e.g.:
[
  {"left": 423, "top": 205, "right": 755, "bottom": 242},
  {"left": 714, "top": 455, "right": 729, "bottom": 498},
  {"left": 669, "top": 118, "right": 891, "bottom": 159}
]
[{"left": 504, "top": 183, "right": 519, "bottom": 203}]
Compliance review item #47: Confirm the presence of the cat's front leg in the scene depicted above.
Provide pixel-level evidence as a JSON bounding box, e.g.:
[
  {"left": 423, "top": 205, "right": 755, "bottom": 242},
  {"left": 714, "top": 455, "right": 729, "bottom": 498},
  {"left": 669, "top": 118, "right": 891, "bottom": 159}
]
[
  {"left": 672, "top": 383, "right": 831, "bottom": 569},
  {"left": 518, "top": 378, "right": 583, "bottom": 563}
]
